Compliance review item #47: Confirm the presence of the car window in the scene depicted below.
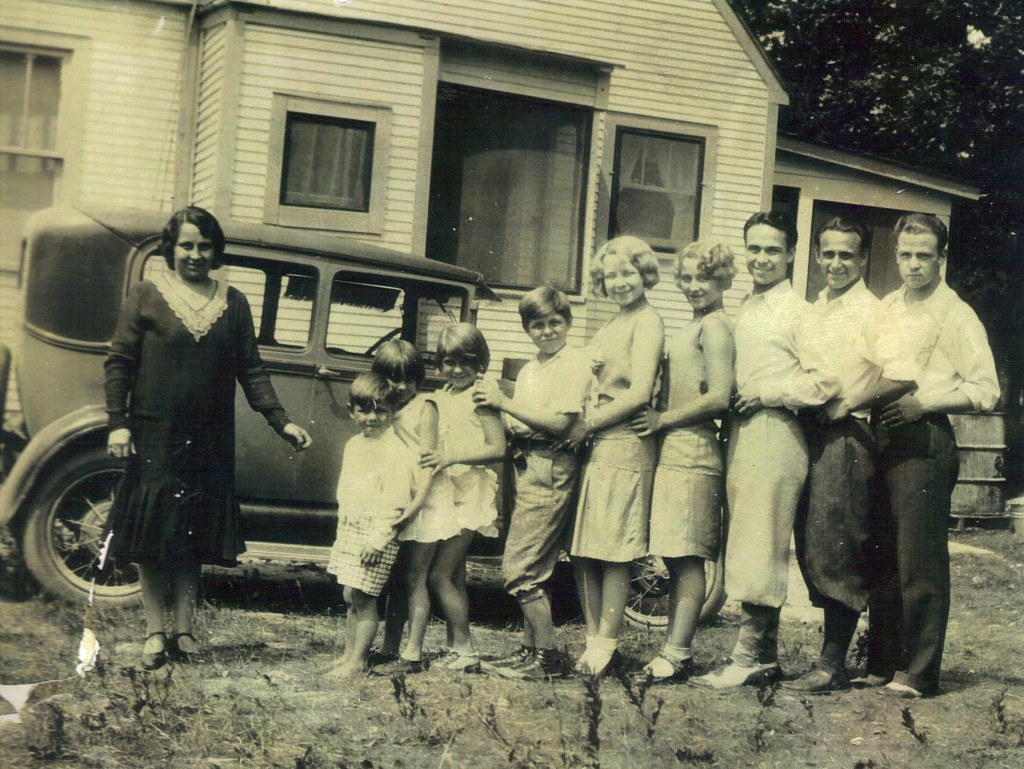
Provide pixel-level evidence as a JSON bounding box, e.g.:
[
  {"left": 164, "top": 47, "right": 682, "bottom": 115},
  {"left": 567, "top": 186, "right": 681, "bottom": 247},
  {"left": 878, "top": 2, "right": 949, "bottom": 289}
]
[
  {"left": 325, "top": 273, "right": 466, "bottom": 358},
  {"left": 143, "top": 253, "right": 315, "bottom": 349}
]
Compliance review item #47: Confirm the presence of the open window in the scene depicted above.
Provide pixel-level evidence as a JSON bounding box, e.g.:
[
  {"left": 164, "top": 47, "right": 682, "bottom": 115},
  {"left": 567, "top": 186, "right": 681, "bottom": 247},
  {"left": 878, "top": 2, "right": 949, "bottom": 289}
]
[
  {"left": 325, "top": 272, "right": 465, "bottom": 361},
  {"left": 426, "top": 83, "right": 590, "bottom": 291}
]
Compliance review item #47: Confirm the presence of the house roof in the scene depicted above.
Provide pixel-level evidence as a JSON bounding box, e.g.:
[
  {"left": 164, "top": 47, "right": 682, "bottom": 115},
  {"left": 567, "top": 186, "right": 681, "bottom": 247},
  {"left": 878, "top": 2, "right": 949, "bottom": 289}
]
[
  {"left": 709, "top": 0, "right": 789, "bottom": 106},
  {"left": 777, "top": 135, "right": 980, "bottom": 200}
]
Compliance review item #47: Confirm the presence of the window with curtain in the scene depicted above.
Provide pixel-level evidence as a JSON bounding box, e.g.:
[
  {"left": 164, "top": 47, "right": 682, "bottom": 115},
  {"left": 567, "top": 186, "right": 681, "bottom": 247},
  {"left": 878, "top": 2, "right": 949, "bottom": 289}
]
[
  {"left": 264, "top": 96, "right": 390, "bottom": 233},
  {"left": 426, "top": 84, "right": 590, "bottom": 291},
  {"left": 610, "top": 130, "right": 703, "bottom": 249},
  {"left": 0, "top": 48, "right": 63, "bottom": 274},
  {"left": 281, "top": 113, "right": 374, "bottom": 212}
]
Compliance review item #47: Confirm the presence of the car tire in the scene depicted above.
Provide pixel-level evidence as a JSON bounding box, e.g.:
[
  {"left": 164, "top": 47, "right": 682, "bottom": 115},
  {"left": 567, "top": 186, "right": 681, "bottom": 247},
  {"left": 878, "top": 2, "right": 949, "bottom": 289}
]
[
  {"left": 624, "top": 551, "right": 727, "bottom": 628},
  {"left": 22, "top": 447, "right": 142, "bottom": 606}
]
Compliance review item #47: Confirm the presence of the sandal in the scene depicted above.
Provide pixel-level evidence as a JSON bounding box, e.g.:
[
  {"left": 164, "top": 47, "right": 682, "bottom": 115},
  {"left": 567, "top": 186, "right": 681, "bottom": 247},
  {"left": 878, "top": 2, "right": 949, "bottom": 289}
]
[
  {"left": 168, "top": 632, "right": 200, "bottom": 662},
  {"left": 142, "top": 632, "right": 168, "bottom": 671},
  {"left": 641, "top": 655, "right": 695, "bottom": 685}
]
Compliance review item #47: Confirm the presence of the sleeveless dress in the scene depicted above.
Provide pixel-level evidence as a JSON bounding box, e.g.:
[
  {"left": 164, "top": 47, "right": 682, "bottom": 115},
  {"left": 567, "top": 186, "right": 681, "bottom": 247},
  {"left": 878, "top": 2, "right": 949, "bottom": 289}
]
[
  {"left": 398, "top": 386, "right": 499, "bottom": 542},
  {"left": 103, "top": 276, "right": 290, "bottom": 566},
  {"left": 570, "top": 304, "right": 662, "bottom": 562},
  {"left": 648, "top": 310, "right": 731, "bottom": 561}
]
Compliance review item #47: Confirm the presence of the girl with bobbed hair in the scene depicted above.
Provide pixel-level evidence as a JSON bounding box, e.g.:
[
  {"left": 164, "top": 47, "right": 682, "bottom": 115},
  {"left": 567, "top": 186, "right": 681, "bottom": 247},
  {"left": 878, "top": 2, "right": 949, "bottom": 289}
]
[
  {"left": 629, "top": 240, "right": 736, "bottom": 683},
  {"left": 674, "top": 240, "right": 737, "bottom": 289},
  {"left": 589, "top": 235, "right": 661, "bottom": 298},
  {"left": 563, "top": 236, "right": 665, "bottom": 676}
]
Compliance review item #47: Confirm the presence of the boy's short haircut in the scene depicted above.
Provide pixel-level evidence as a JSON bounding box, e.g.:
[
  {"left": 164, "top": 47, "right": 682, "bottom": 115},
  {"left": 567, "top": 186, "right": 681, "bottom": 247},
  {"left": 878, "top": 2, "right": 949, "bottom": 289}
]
[
  {"left": 894, "top": 212, "right": 948, "bottom": 254},
  {"left": 590, "top": 236, "right": 660, "bottom": 298},
  {"left": 349, "top": 371, "right": 394, "bottom": 411},
  {"left": 518, "top": 286, "right": 573, "bottom": 330},
  {"left": 675, "top": 241, "right": 737, "bottom": 290},
  {"left": 815, "top": 216, "right": 872, "bottom": 253},
  {"left": 436, "top": 322, "right": 491, "bottom": 372},
  {"left": 743, "top": 211, "right": 799, "bottom": 251},
  {"left": 372, "top": 338, "right": 427, "bottom": 387}
]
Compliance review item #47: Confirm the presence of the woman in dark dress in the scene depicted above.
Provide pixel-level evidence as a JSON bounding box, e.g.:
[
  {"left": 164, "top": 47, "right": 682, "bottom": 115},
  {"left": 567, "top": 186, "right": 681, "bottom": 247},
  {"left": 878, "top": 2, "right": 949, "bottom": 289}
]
[{"left": 104, "top": 206, "right": 312, "bottom": 669}]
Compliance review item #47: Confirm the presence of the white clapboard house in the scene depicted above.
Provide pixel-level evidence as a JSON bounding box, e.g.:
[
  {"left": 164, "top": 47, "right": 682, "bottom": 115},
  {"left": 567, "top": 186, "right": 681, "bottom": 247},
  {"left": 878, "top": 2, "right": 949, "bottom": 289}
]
[{"left": 0, "top": 0, "right": 978, "bottom": 410}]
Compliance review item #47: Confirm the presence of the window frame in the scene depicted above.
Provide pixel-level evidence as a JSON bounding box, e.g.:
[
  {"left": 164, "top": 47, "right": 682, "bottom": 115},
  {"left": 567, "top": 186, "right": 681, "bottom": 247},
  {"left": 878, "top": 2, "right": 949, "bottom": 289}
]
[
  {"left": 426, "top": 82, "right": 593, "bottom": 293},
  {"left": 598, "top": 113, "right": 717, "bottom": 254},
  {"left": 321, "top": 267, "right": 471, "bottom": 364},
  {"left": 264, "top": 93, "right": 391, "bottom": 234},
  {"left": 0, "top": 30, "right": 88, "bottom": 280}
]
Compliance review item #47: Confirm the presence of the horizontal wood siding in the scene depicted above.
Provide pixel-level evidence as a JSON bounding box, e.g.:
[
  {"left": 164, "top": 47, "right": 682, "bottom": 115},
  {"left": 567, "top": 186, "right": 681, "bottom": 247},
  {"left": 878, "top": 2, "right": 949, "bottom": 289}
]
[
  {"left": 1, "top": 0, "right": 190, "bottom": 419},
  {"left": 229, "top": 24, "right": 428, "bottom": 252},
  {"left": 264, "top": 0, "right": 770, "bottom": 365},
  {"left": 192, "top": 22, "right": 227, "bottom": 211},
  {"left": 0, "top": 0, "right": 186, "bottom": 212}
]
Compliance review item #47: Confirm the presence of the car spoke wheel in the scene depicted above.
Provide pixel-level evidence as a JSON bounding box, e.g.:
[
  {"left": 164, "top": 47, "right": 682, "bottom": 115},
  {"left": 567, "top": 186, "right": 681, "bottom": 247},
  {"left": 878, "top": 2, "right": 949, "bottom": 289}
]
[
  {"left": 23, "top": 448, "right": 141, "bottom": 606},
  {"left": 624, "top": 552, "right": 726, "bottom": 627}
]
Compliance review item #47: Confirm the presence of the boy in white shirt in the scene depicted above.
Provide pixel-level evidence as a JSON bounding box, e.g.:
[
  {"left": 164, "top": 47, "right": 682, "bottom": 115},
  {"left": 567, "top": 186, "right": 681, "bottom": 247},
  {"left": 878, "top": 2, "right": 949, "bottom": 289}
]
[{"left": 473, "top": 286, "right": 590, "bottom": 680}]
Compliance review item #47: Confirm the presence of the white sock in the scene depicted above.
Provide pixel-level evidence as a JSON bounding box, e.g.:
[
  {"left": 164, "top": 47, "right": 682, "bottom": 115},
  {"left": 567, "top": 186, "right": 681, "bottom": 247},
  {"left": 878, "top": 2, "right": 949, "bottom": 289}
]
[
  {"left": 662, "top": 644, "right": 691, "bottom": 662},
  {"left": 577, "top": 635, "right": 597, "bottom": 664},
  {"left": 580, "top": 636, "right": 617, "bottom": 673}
]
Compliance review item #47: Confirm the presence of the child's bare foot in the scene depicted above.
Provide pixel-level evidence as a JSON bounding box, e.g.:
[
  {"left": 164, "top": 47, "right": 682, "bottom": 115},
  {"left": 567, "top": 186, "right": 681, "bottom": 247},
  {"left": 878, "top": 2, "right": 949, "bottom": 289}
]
[{"left": 324, "top": 661, "right": 368, "bottom": 682}]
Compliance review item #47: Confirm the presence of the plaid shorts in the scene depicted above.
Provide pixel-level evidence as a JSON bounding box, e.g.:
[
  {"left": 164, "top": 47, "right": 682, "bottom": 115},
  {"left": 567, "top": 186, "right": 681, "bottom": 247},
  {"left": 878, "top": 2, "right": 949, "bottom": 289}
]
[{"left": 327, "top": 514, "right": 399, "bottom": 597}]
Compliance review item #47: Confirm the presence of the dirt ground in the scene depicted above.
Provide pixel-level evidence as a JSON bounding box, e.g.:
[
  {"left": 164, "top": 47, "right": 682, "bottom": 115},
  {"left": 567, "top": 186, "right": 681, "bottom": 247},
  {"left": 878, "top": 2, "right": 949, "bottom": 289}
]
[{"left": 1, "top": 527, "right": 1022, "bottom": 769}]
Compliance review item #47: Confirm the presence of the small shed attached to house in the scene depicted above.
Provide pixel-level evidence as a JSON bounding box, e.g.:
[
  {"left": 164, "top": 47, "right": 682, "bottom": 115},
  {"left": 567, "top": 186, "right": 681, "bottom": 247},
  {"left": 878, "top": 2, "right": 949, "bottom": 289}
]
[{"left": 772, "top": 134, "right": 981, "bottom": 302}]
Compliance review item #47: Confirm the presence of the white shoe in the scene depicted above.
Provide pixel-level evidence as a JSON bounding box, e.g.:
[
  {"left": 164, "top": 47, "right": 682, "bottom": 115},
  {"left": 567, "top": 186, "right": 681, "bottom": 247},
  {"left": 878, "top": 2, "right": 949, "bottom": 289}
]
[{"left": 692, "top": 661, "right": 780, "bottom": 689}]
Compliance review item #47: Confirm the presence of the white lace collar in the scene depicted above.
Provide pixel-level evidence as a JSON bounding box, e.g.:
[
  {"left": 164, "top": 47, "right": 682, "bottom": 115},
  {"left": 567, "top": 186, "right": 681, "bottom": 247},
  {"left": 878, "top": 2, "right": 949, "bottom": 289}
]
[{"left": 155, "top": 272, "right": 229, "bottom": 342}]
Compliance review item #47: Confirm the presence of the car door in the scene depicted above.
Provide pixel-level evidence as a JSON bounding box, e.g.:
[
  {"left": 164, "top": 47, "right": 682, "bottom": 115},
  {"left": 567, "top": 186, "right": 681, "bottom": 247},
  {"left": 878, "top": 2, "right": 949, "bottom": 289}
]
[{"left": 307, "top": 268, "right": 469, "bottom": 499}]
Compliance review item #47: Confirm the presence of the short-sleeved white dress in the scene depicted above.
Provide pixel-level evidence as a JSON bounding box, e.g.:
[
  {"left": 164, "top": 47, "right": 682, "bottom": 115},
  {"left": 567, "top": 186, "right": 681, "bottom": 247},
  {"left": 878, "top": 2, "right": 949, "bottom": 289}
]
[{"left": 398, "top": 387, "right": 500, "bottom": 543}]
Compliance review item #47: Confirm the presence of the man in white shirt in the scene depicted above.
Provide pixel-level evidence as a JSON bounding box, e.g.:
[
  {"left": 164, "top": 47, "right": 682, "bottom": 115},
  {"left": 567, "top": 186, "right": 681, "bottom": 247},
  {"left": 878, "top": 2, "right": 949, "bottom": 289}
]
[
  {"left": 695, "top": 211, "right": 839, "bottom": 689},
  {"left": 865, "top": 213, "right": 999, "bottom": 698},
  {"left": 782, "top": 217, "right": 911, "bottom": 694}
]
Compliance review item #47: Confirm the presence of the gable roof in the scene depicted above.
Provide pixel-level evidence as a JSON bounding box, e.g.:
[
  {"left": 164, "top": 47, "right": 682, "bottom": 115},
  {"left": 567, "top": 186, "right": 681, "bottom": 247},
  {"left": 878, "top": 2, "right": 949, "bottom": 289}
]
[
  {"left": 709, "top": 0, "right": 788, "bottom": 105},
  {"left": 777, "top": 135, "right": 980, "bottom": 200}
]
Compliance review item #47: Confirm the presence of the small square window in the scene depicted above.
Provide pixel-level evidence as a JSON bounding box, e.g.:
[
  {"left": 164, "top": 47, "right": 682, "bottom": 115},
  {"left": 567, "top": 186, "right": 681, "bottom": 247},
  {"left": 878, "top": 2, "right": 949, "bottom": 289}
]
[
  {"left": 281, "top": 114, "right": 374, "bottom": 212},
  {"left": 264, "top": 95, "right": 390, "bottom": 233}
]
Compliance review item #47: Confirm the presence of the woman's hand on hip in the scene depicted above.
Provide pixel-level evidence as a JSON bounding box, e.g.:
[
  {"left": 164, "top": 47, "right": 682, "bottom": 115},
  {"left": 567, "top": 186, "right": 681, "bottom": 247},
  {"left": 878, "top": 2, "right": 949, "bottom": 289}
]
[
  {"left": 107, "top": 428, "right": 135, "bottom": 459},
  {"left": 629, "top": 406, "right": 661, "bottom": 437},
  {"left": 281, "top": 423, "right": 312, "bottom": 451}
]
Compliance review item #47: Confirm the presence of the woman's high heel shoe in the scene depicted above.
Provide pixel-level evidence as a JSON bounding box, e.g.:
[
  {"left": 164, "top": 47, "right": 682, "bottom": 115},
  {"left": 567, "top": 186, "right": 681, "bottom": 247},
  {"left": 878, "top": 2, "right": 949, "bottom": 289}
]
[
  {"left": 168, "top": 632, "right": 200, "bottom": 662},
  {"left": 141, "top": 632, "right": 168, "bottom": 670}
]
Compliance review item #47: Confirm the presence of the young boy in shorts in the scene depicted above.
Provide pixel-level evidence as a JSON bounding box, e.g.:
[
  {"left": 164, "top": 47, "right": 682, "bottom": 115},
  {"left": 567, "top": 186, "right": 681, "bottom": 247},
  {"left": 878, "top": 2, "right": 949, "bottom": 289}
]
[
  {"left": 473, "top": 286, "right": 591, "bottom": 680},
  {"left": 325, "top": 373, "right": 424, "bottom": 680}
]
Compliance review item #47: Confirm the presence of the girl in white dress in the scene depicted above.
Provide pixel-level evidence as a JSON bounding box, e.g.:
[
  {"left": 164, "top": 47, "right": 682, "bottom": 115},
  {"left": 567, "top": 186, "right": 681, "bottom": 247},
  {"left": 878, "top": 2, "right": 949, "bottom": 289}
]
[
  {"left": 397, "top": 324, "right": 505, "bottom": 673},
  {"left": 563, "top": 236, "right": 665, "bottom": 676}
]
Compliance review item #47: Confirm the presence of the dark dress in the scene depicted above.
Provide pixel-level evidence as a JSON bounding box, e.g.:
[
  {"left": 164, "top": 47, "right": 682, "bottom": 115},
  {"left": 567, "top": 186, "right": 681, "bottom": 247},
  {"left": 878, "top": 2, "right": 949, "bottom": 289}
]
[{"left": 104, "top": 277, "right": 290, "bottom": 566}]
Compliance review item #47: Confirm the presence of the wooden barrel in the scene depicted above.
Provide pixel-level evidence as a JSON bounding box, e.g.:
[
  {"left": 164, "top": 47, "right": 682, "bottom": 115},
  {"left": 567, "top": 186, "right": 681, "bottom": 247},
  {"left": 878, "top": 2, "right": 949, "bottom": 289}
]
[{"left": 949, "top": 413, "right": 1006, "bottom": 517}]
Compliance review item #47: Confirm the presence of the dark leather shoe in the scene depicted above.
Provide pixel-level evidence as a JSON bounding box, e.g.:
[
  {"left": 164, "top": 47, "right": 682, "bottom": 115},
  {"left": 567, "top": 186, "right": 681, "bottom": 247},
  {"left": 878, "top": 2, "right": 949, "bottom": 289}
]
[
  {"left": 781, "top": 667, "right": 850, "bottom": 694},
  {"left": 141, "top": 632, "right": 168, "bottom": 671}
]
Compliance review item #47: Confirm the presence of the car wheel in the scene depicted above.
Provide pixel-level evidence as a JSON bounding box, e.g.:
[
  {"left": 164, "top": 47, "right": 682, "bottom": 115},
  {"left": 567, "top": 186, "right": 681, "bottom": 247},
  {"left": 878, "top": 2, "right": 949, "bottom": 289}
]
[
  {"left": 22, "top": 447, "right": 142, "bottom": 606},
  {"left": 624, "top": 552, "right": 727, "bottom": 628}
]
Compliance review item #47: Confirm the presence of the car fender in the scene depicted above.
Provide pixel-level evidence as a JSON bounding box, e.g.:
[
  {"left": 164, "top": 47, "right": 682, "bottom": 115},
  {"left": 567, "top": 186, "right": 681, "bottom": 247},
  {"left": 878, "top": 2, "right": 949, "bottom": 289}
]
[{"left": 0, "top": 405, "right": 108, "bottom": 527}]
